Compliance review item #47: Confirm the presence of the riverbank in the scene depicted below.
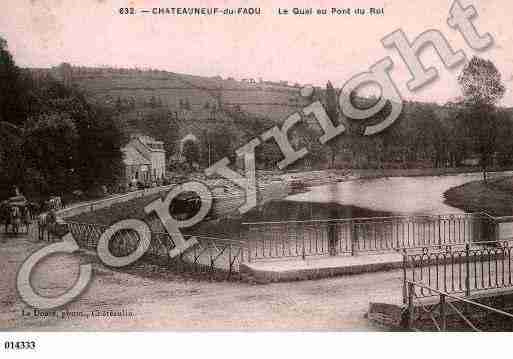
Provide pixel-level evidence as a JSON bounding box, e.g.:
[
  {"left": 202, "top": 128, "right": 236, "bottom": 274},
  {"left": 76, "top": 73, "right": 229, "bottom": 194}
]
[
  {"left": 66, "top": 167, "right": 513, "bottom": 234},
  {"left": 286, "top": 166, "right": 513, "bottom": 190},
  {"left": 444, "top": 176, "right": 513, "bottom": 216}
]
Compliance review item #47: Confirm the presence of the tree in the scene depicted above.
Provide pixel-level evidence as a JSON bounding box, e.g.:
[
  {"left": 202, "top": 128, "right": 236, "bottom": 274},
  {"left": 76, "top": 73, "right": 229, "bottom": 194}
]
[
  {"left": 325, "top": 81, "right": 342, "bottom": 167},
  {"left": 22, "top": 113, "right": 78, "bottom": 197},
  {"left": 180, "top": 99, "right": 191, "bottom": 110},
  {"left": 148, "top": 95, "right": 159, "bottom": 108},
  {"left": 0, "top": 37, "right": 28, "bottom": 127},
  {"left": 182, "top": 139, "right": 200, "bottom": 170},
  {"left": 132, "top": 109, "right": 179, "bottom": 157},
  {"left": 407, "top": 105, "right": 442, "bottom": 166},
  {"left": 25, "top": 79, "right": 125, "bottom": 192},
  {"left": 0, "top": 44, "right": 124, "bottom": 199},
  {"left": 115, "top": 96, "right": 123, "bottom": 112},
  {"left": 0, "top": 38, "right": 32, "bottom": 199},
  {"left": 289, "top": 121, "right": 326, "bottom": 171},
  {"left": 457, "top": 56, "right": 505, "bottom": 182},
  {"left": 324, "top": 81, "right": 344, "bottom": 254},
  {"left": 255, "top": 141, "right": 284, "bottom": 170},
  {"left": 74, "top": 105, "right": 124, "bottom": 191},
  {"left": 0, "top": 122, "right": 24, "bottom": 200},
  {"left": 459, "top": 57, "right": 505, "bottom": 106},
  {"left": 493, "top": 109, "right": 513, "bottom": 166},
  {"left": 200, "top": 125, "right": 235, "bottom": 167}
]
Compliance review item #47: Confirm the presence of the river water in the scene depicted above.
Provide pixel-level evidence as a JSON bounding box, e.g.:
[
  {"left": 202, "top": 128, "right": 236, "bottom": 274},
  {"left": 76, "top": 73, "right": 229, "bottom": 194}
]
[
  {"left": 285, "top": 171, "right": 513, "bottom": 239},
  {"left": 287, "top": 171, "right": 513, "bottom": 216}
]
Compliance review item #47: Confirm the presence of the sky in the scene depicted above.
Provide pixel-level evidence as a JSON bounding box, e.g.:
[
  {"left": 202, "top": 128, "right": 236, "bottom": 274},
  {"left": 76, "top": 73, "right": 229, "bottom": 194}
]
[{"left": 2, "top": 0, "right": 513, "bottom": 106}]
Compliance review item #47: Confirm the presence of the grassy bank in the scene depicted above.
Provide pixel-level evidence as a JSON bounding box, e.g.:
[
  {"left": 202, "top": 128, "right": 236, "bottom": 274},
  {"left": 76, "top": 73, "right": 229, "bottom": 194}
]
[
  {"left": 352, "top": 166, "right": 513, "bottom": 179},
  {"left": 283, "top": 166, "right": 513, "bottom": 193},
  {"left": 444, "top": 176, "right": 513, "bottom": 216}
]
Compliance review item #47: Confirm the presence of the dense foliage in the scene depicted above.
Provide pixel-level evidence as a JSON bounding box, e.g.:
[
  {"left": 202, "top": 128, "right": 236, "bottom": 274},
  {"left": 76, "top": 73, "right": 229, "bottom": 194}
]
[{"left": 0, "top": 39, "right": 124, "bottom": 202}]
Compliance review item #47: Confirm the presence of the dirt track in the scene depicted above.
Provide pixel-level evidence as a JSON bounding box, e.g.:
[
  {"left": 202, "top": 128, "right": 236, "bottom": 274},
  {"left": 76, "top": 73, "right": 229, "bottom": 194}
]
[{"left": 0, "top": 230, "right": 403, "bottom": 331}]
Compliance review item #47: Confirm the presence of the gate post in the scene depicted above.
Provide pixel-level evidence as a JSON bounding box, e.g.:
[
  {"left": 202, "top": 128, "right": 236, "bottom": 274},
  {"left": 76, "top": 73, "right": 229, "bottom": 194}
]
[
  {"left": 240, "top": 225, "right": 246, "bottom": 263},
  {"left": 407, "top": 282, "right": 415, "bottom": 330},
  {"left": 465, "top": 243, "right": 471, "bottom": 297},
  {"left": 402, "top": 249, "right": 408, "bottom": 304},
  {"left": 440, "top": 294, "right": 447, "bottom": 331}
]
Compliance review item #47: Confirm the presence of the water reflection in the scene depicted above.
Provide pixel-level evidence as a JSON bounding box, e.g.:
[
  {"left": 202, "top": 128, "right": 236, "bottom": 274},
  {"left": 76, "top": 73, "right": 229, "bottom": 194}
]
[
  {"left": 286, "top": 171, "right": 513, "bottom": 239},
  {"left": 287, "top": 172, "right": 513, "bottom": 216}
]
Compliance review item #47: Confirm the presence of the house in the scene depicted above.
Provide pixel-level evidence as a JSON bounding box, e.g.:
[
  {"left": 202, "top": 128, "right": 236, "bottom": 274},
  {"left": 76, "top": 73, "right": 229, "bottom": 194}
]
[
  {"left": 121, "top": 135, "right": 166, "bottom": 186},
  {"left": 461, "top": 156, "right": 482, "bottom": 167},
  {"left": 169, "top": 108, "right": 226, "bottom": 122}
]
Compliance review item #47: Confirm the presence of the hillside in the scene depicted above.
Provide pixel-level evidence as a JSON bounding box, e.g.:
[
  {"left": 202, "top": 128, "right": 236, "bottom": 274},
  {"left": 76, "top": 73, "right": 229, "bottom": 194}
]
[
  {"left": 25, "top": 65, "right": 316, "bottom": 167},
  {"left": 30, "top": 64, "right": 310, "bottom": 122},
  {"left": 24, "top": 64, "right": 513, "bottom": 172}
]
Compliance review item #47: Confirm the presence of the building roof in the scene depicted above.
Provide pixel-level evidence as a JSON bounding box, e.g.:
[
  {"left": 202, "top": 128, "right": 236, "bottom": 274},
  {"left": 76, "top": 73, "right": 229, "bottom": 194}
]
[
  {"left": 135, "top": 135, "right": 165, "bottom": 152},
  {"left": 122, "top": 146, "right": 151, "bottom": 166}
]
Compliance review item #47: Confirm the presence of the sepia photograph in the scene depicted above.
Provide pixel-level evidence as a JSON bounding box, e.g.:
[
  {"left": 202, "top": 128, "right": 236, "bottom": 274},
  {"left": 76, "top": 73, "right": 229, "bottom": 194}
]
[{"left": 2, "top": 0, "right": 513, "bottom": 355}]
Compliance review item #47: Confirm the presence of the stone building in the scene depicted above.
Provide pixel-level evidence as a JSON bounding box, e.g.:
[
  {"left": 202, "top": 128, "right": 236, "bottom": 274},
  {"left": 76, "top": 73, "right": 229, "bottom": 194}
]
[{"left": 121, "top": 135, "right": 166, "bottom": 185}]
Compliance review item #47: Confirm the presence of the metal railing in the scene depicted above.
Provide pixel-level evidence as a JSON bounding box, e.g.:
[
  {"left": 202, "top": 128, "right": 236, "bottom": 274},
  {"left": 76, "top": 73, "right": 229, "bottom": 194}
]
[
  {"left": 0, "top": 221, "right": 32, "bottom": 235},
  {"left": 56, "top": 185, "right": 177, "bottom": 219},
  {"left": 66, "top": 221, "right": 245, "bottom": 280},
  {"left": 406, "top": 280, "right": 513, "bottom": 331},
  {"left": 402, "top": 240, "right": 513, "bottom": 303},
  {"left": 243, "top": 212, "right": 497, "bottom": 261}
]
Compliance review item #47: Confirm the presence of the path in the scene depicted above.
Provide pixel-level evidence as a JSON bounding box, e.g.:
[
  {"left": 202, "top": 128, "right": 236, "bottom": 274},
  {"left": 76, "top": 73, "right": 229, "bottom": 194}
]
[{"left": 0, "top": 230, "right": 403, "bottom": 331}]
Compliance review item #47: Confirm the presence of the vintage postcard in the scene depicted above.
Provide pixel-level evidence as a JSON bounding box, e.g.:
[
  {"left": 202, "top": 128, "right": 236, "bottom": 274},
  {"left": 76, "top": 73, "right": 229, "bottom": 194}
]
[{"left": 1, "top": 0, "right": 513, "bottom": 352}]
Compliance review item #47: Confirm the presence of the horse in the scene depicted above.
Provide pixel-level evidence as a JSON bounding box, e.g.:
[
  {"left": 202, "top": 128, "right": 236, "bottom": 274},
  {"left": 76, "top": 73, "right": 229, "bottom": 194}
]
[
  {"left": 0, "top": 202, "right": 11, "bottom": 233},
  {"left": 0, "top": 205, "right": 23, "bottom": 234},
  {"left": 19, "top": 206, "right": 32, "bottom": 234},
  {"left": 10, "top": 206, "right": 22, "bottom": 233}
]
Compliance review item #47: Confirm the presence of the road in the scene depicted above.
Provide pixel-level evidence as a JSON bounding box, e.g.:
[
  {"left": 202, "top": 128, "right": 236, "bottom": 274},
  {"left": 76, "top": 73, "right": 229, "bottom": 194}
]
[{"left": 0, "top": 230, "right": 403, "bottom": 331}]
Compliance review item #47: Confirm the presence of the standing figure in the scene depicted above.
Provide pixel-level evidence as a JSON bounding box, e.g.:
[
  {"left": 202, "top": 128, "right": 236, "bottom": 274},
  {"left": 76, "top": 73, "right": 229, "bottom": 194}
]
[
  {"left": 9, "top": 206, "right": 21, "bottom": 234},
  {"left": 37, "top": 210, "right": 56, "bottom": 242}
]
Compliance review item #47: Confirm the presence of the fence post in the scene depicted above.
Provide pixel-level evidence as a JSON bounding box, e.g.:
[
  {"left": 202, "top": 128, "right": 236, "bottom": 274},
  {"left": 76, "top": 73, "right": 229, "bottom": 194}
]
[
  {"left": 328, "top": 221, "right": 337, "bottom": 256},
  {"left": 465, "top": 242, "right": 471, "bottom": 297},
  {"left": 402, "top": 249, "right": 408, "bottom": 304},
  {"left": 438, "top": 215, "right": 442, "bottom": 248},
  {"left": 227, "top": 244, "right": 233, "bottom": 279},
  {"left": 440, "top": 294, "right": 447, "bottom": 331},
  {"left": 350, "top": 220, "right": 356, "bottom": 256},
  {"left": 239, "top": 225, "right": 245, "bottom": 263},
  {"left": 407, "top": 282, "right": 415, "bottom": 330},
  {"left": 301, "top": 224, "right": 306, "bottom": 260}
]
